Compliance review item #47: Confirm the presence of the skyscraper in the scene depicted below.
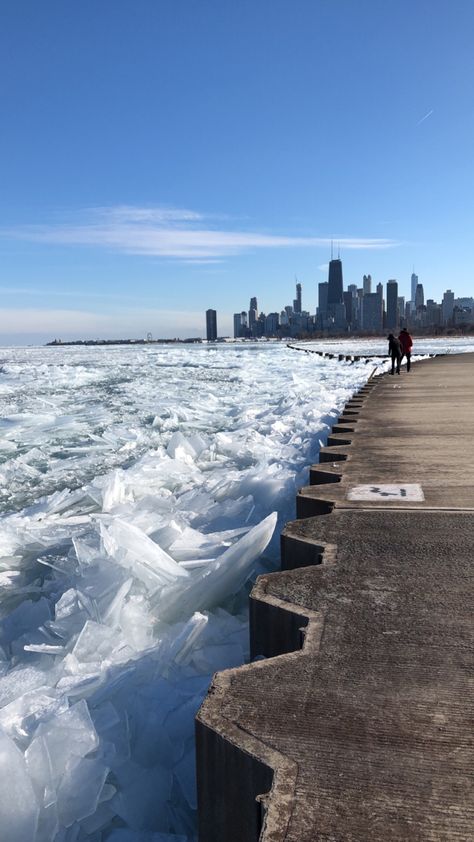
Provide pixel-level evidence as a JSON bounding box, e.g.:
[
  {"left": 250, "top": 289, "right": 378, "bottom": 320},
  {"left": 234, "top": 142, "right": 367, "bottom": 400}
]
[
  {"left": 233, "top": 313, "right": 242, "bottom": 338},
  {"left": 327, "top": 258, "right": 343, "bottom": 313},
  {"left": 415, "top": 283, "right": 424, "bottom": 310},
  {"left": 386, "top": 280, "right": 398, "bottom": 329},
  {"left": 248, "top": 297, "right": 257, "bottom": 333},
  {"left": 206, "top": 309, "right": 217, "bottom": 341},
  {"left": 293, "top": 281, "right": 302, "bottom": 314},
  {"left": 318, "top": 282, "right": 328, "bottom": 316},
  {"left": 363, "top": 274, "right": 372, "bottom": 295},
  {"left": 411, "top": 272, "right": 418, "bottom": 311},
  {"left": 361, "top": 293, "right": 383, "bottom": 332},
  {"left": 343, "top": 291, "right": 354, "bottom": 328},
  {"left": 442, "top": 289, "right": 455, "bottom": 325}
]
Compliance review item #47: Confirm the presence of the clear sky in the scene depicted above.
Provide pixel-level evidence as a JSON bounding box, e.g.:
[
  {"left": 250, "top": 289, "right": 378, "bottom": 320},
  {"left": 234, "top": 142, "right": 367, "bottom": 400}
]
[{"left": 1, "top": 0, "right": 473, "bottom": 342}]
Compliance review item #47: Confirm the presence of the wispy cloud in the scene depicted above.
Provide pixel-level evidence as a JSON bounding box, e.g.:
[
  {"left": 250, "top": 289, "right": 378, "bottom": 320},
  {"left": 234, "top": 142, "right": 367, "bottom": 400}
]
[
  {"left": 416, "top": 109, "right": 434, "bottom": 126},
  {"left": 1, "top": 205, "right": 399, "bottom": 261},
  {"left": 0, "top": 285, "right": 149, "bottom": 300}
]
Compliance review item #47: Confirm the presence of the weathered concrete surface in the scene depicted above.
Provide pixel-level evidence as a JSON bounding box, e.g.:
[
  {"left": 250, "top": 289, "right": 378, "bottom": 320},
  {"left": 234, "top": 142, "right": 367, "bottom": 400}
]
[
  {"left": 300, "top": 354, "right": 474, "bottom": 515},
  {"left": 196, "top": 353, "right": 474, "bottom": 841}
]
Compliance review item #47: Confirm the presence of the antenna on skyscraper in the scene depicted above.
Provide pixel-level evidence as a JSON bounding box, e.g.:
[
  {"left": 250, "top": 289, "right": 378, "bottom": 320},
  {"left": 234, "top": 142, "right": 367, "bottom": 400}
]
[
  {"left": 331, "top": 239, "right": 334, "bottom": 260},
  {"left": 338, "top": 242, "right": 341, "bottom": 259}
]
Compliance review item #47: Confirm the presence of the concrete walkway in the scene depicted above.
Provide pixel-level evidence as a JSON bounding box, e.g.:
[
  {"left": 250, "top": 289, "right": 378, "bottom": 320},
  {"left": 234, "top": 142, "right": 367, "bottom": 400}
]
[{"left": 196, "top": 354, "right": 474, "bottom": 841}]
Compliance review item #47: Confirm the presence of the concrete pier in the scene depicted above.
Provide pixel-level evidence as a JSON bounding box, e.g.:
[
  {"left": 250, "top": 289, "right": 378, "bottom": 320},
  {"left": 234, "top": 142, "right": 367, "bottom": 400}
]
[{"left": 196, "top": 354, "right": 474, "bottom": 841}]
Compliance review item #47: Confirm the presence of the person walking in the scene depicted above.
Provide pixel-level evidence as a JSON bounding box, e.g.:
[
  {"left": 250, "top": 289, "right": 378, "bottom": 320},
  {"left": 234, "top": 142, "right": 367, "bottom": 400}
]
[
  {"left": 387, "top": 333, "right": 402, "bottom": 374},
  {"left": 398, "top": 327, "right": 413, "bottom": 372}
]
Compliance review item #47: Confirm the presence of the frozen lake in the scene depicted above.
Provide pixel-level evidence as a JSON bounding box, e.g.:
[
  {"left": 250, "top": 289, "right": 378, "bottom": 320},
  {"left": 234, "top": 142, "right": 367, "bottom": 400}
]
[{"left": 0, "top": 338, "right": 472, "bottom": 841}]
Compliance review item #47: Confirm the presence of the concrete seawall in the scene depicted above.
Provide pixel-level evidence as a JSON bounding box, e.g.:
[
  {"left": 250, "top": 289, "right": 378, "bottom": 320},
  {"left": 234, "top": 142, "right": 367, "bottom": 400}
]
[{"left": 195, "top": 353, "right": 474, "bottom": 841}]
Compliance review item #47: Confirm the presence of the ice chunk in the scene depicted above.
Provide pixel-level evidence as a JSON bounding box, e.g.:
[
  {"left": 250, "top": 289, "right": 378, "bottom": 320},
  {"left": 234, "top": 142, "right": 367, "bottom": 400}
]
[
  {"left": 158, "top": 612, "right": 208, "bottom": 668},
  {"left": 102, "top": 578, "right": 133, "bottom": 627},
  {"left": 0, "top": 665, "right": 50, "bottom": 707},
  {"left": 57, "top": 756, "right": 109, "bottom": 826},
  {"left": 0, "top": 686, "right": 68, "bottom": 742},
  {"left": 167, "top": 431, "right": 199, "bottom": 461},
  {"left": 25, "top": 733, "right": 55, "bottom": 805},
  {"left": 0, "top": 596, "right": 51, "bottom": 648},
  {"left": 0, "top": 728, "right": 40, "bottom": 841},
  {"left": 102, "top": 470, "right": 132, "bottom": 512},
  {"left": 158, "top": 512, "right": 277, "bottom": 621},
  {"left": 72, "top": 621, "right": 116, "bottom": 664},
  {"left": 79, "top": 800, "right": 115, "bottom": 833},
  {"left": 111, "top": 762, "right": 173, "bottom": 830},
  {"left": 119, "top": 595, "right": 154, "bottom": 651},
  {"left": 101, "top": 518, "right": 188, "bottom": 593},
  {"left": 36, "top": 700, "right": 99, "bottom": 785},
  {"left": 24, "top": 643, "right": 66, "bottom": 654}
]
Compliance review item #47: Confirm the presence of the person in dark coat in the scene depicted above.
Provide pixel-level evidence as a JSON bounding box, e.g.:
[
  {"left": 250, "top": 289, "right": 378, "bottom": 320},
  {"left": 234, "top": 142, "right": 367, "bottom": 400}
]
[
  {"left": 398, "top": 327, "right": 413, "bottom": 371},
  {"left": 387, "top": 333, "right": 402, "bottom": 374}
]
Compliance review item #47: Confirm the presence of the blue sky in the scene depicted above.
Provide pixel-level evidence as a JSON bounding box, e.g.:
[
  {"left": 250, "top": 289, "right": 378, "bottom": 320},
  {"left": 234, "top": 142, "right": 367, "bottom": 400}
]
[{"left": 1, "top": 0, "right": 473, "bottom": 342}]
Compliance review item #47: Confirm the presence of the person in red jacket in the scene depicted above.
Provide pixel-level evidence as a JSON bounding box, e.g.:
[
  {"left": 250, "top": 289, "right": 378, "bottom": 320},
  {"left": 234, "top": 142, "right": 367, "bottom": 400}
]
[{"left": 398, "top": 327, "right": 413, "bottom": 371}]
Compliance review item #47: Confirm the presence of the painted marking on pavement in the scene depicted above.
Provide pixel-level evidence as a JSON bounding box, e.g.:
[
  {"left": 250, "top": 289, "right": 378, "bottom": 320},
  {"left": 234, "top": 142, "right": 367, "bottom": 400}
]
[{"left": 347, "top": 484, "right": 425, "bottom": 502}]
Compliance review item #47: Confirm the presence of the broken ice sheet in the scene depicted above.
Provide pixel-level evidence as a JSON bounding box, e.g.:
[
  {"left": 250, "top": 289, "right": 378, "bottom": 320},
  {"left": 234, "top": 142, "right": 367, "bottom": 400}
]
[
  {"left": 0, "top": 340, "right": 383, "bottom": 839},
  {"left": 0, "top": 728, "right": 40, "bottom": 842},
  {"left": 56, "top": 756, "right": 109, "bottom": 826},
  {"left": 100, "top": 517, "right": 188, "bottom": 593},
  {"left": 0, "top": 687, "right": 68, "bottom": 742},
  {"left": 157, "top": 512, "right": 277, "bottom": 622}
]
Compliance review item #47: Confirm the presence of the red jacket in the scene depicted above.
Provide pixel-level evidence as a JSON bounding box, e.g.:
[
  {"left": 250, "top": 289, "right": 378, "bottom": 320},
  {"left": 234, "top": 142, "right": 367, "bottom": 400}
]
[{"left": 398, "top": 331, "right": 413, "bottom": 354}]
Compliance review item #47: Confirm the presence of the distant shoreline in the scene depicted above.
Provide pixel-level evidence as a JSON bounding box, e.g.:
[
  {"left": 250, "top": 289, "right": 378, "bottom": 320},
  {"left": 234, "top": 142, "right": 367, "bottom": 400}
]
[
  {"left": 45, "top": 338, "right": 205, "bottom": 346},
  {"left": 45, "top": 328, "right": 474, "bottom": 348}
]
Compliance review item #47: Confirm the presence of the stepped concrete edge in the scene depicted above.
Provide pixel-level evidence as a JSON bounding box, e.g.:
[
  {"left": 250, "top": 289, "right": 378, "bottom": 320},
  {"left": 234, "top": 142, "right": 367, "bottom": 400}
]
[{"left": 195, "top": 354, "right": 474, "bottom": 841}]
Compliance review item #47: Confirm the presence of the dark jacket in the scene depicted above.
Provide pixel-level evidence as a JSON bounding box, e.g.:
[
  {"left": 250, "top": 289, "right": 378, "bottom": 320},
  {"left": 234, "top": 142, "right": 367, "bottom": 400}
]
[{"left": 388, "top": 336, "right": 402, "bottom": 357}]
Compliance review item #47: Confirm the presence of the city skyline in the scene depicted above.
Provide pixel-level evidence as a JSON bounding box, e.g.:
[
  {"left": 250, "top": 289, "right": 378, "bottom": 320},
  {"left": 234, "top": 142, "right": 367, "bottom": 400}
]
[
  {"left": 229, "top": 261, "right": 473, "bottom": 341},
  {"left": 1, "top": 2, "right": 474, "bottom": 344}
]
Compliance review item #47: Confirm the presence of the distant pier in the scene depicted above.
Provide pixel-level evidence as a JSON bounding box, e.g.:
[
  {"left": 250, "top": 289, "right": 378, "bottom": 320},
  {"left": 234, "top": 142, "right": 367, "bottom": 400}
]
[{"left": 196, "top": 353, "right": 474, "bottom": 841}]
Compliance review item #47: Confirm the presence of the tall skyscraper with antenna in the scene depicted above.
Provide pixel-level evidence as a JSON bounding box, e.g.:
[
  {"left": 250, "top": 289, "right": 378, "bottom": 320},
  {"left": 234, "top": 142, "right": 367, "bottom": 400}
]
[{"left": 411, "top": 271, "right": 418, "bottom": 312}]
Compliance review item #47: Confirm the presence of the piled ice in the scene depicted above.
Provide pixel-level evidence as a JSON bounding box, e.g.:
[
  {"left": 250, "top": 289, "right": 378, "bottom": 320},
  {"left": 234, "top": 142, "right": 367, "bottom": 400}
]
[{"left": 3, "top": 339, "right": 460, "bottom": 840}]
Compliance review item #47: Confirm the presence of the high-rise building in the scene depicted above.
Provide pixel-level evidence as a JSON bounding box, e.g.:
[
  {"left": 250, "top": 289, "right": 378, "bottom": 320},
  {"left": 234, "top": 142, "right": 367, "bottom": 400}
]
[
  {"left": 343, "top": 291, "right": 354, "bottom": 328},
  {"left": 455, "top": 297, "right": 474, "bottom": 309},
  {"left": 411, "top": 272, "right": 419, "bottom": 311},
  {"left": 363, "top": 274, "right": 372, "bottom": 295},
  {"left": 293, "top": 282, "right": 302, "bottom": 314},
  {"left": 415, "top": 283, "right": 424, "bottom": 310},
  {"left": 442, "top": 290, "right": 455, "bottom": 325},
  {"left": 318, "top": 282, "right": 328, "bottom": 319},
  {"left": 386, "top": 280, "right": 398, "bottom": 329},
  {"left": 361, "top": 293, "right": 383, "bottom": 332},
  {"left": 233, "top": 313, "right": 243, "bottom": 338},
  {"left": 426, "top": 300, "right": 442, "bottom": 327},
  {"left": 248, "top": 297, "right": 258, "bottom": 328},
  {"left": 206, "top": 309, "right": 217, "bottom": 341},
  {"left": 327, "top": 259, "right": 344, "bottom": 312},
  {"left": 265, "top": 312, "right": 279, "bottom": 335},
  {"left": 397, "top": 296, "right": 405, "bottom": 326}
]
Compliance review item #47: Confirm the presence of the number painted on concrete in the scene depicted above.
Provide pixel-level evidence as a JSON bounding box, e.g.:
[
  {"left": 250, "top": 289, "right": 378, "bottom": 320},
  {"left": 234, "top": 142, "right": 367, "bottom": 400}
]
[{"left": 347, "top": 484, "right": 425, "bottom": 501}]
